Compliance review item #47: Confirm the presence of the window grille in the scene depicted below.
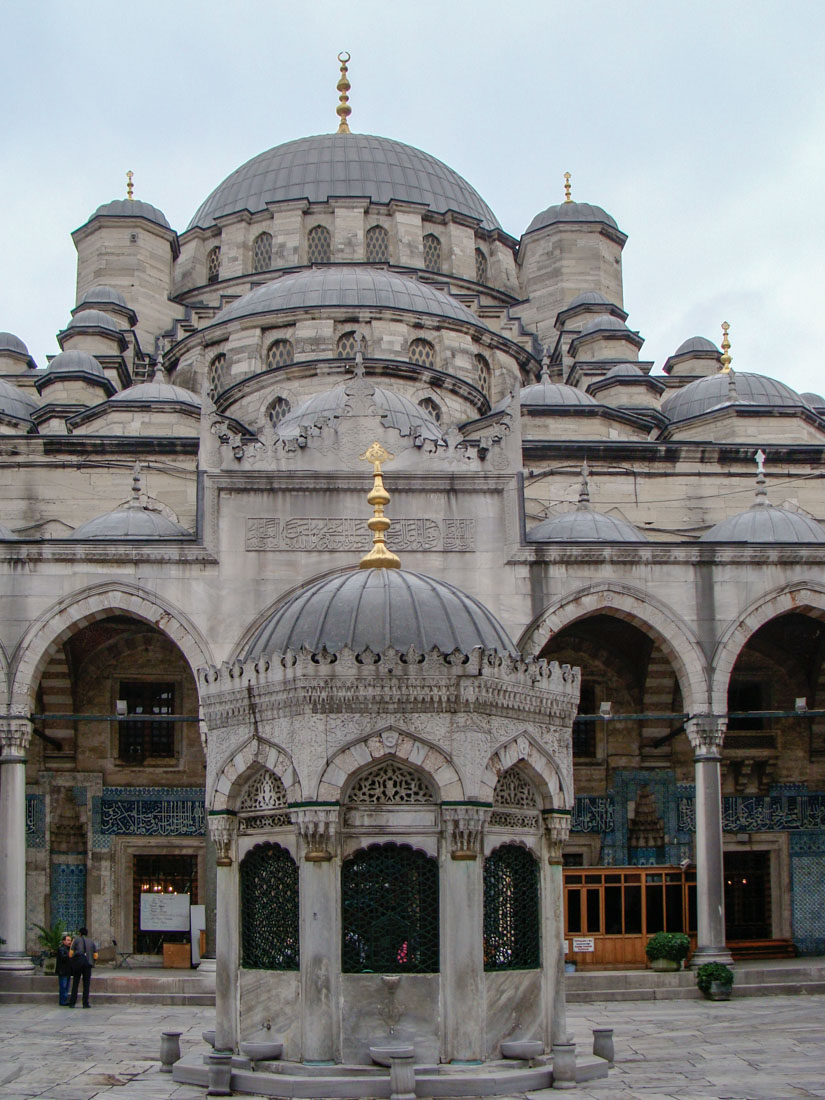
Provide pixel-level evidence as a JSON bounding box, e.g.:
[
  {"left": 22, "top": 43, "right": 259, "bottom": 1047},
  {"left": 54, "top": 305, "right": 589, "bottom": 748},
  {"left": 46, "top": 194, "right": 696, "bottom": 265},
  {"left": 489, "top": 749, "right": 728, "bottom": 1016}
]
[
  {"left": 307, "top": 225, "right": 332, "bottom": 264},
  {"left": 346, "top": 760, "right": 435, "bottom": 805},
  {"left": 483, "top": 844, "right": 540, "bottom": 970},
  {"left": 239, "top": 769, "right": 292, "bottom": 832},
  {"left": 252, "top": 232, "right": 273, "bottom": 273},
  {"left": 266, "top": 339, "right": 294, "bottom": 369},
  {"left": 489, "top": 767, "right": 540, "bottom": 829},
  {"left": 266, "top": 395, "right": 292, "bottom": 430},
  {"left": 409, "top": 338, "right": 435, "bottom": 368},
  {"left": 475, "top": 353, "right": 492, "bottom": 398},
  {"left": 418, "top": 396, "right": 442, "bottom": 425},
  {"left": 341, "top": 844, "right": 439, "bottom": 973},
  {"left": 206, "top": 246, "right": 221, "bottom": 284},
  {"left": 475, "top": 248, "right": 488, "bottom": 285},
  {"left": 422, "top": 234, "right": 442, "bottom": 273},
  {"left": 117, "top": 681, "right": 175, "bottom": 762},
  {"left": 240, "top": 843, "right": 299, "bottom": 969},
  {"left": 337, "top": 331, "right": 364, "bottom": 359},
  {"left": 207, "top": 354, "right": 226, "bottom": 403},
  {"left": 366, "top": 224, "right": 390, "bottom": 263}
]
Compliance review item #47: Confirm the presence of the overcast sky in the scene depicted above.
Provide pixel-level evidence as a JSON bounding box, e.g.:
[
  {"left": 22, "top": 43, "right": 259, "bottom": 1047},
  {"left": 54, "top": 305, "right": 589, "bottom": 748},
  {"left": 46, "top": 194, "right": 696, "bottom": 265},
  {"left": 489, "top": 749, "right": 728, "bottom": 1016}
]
[{"left": 3, "top": 0, "right": 824, "bottom": 394}]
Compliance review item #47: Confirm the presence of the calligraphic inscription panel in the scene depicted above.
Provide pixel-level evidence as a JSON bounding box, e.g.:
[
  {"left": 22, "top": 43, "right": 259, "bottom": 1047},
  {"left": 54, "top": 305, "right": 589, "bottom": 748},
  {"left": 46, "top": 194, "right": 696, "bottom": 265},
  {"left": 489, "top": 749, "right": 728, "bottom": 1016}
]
[
  {"left": 246, "top": 516, "right": 475, "bottom": 552},
  {"left": 675, "top": 792, "right": 825, "bottom": 833},
  {"left": 98, "top": 787, "right": 205, "bottom": 837}
]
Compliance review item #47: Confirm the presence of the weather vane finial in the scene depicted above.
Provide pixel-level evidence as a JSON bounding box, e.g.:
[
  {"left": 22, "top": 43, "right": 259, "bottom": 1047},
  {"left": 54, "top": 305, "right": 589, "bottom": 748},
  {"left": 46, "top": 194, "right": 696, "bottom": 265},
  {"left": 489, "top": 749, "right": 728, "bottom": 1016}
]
[
  {"left": 336, "top": 52, "right": 352, "bottom": 134},
  {"left": 564, "top": 172, "right": 572, "bottom": 203},
  {"left": 720, "top": 321, "right": 732, "bottom": 372},
  {"left": 359, "top": 441, "right": 401, "bottom": 569},
  {"left": 126, "top": 170, "right": 134, "bottom": 200}
]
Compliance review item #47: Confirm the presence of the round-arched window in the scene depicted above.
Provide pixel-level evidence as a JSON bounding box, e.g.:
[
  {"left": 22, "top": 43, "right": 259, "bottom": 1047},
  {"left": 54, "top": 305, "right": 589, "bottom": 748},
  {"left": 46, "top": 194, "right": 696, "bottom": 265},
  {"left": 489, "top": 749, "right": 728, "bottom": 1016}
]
[
  {"left": 475, "top": 353, "right": 492, "bottom": 398},
  {"left": 337, "top": 331, "right": 365, "bottom": 359},
  {"left": 342, "top": 843, "right": 439, "bottom": 973},
  {"left": 418, "top": 396, "right": 442, "bottom": 425},
  {"left": 475, "top": 248, "right": 488, "bottom": 285},
  {"left": 206, "top": 245, "right": 221, "bottom": 284},
  {"left": 483, "top": 844, "right": 540, "bottom": 970},
  {"left": 307, "top": 225, "right": 332, "bottom": 264},
  {"left": 252, "top": 232, "right": 273, "bottom": 273},
  {"left": 422, "top": 234, "right": 442, "bottom": 273},
  {"left": 266, "top": 339, "right": 294, "bottom": 369},
  {"left": 267, "top": 395, "right": 292, "bottom": 428},
  {"left": 207, "top": 353, "right": 226, "bottom": 402},
  {"left": 366, "top": 224, "right": 390, "bottom": 263},
  {"left": 409, "top": 338, "right": 435, "bottom": 368},
  {"left": 240, "top": 842, "right": 299, "bottom": 970}
]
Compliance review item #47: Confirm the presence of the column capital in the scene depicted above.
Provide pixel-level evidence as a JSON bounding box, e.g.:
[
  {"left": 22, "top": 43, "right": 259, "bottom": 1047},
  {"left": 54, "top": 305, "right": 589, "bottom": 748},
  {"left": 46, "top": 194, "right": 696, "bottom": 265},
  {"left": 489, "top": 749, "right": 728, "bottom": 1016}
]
[
  {"left": 687, "top": 715, "right": 726, "bottom": 759},
  {"left": 292, "top": 805, "right": 338, "bottom": 861},
  {"left": 442, "top": 804, "right": 488, "bottom": 860},
  {"left": 0, "top": 719, "right": 32, "bottom": 761},
  {"left": 543, "top": 808, "right": 571, "bottom": 863},
  {"left": 208, "top": 812, "right": 237, "bottom": 865}
]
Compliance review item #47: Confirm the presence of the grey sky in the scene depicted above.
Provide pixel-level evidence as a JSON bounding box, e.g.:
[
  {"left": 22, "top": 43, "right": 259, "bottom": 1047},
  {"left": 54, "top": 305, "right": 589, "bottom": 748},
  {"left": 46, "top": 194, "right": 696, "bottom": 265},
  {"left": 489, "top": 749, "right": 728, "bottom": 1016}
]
[{"left": 2, "top": 0, "right": 824, "bottom": 393}]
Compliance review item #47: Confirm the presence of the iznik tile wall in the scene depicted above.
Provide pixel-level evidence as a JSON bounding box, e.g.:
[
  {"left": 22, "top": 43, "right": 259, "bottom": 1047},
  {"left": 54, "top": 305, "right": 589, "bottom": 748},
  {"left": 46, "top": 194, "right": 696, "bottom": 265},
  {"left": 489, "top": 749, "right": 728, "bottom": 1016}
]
[{"left": 50, "top": 862, "right": 87, "bottom": 932}]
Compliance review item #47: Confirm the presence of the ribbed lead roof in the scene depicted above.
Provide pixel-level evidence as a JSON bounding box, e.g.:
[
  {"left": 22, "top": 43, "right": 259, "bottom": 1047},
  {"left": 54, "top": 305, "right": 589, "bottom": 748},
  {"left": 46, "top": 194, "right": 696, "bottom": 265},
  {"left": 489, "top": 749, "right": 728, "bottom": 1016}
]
[
  {"left": 275, "top": 381, "right": 443, "bottom": 442},
  {"left": 662, "top": 372, "right": 804, "bottom": 422}
]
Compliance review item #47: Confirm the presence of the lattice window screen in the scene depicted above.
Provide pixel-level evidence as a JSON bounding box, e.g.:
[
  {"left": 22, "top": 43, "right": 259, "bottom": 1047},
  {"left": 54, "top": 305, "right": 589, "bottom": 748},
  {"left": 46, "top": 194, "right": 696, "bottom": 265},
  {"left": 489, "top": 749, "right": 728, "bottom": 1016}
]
[
  {"left": 483, "top": 844, "right": 540, "bottom": 970},
  {"left": 346, "top": 760, "right": 435, "bottom": 805},
  {"left": 252, "top": 232, "right": 272, "bottom": 273},
  {"left": 337, "top": 331, "right": 364, "bottom": 359},
  {"left": 207, "top": 354, "right": 226, "bottom": 402},
  {"left": 409, "top": 338, "right": 435, "bottom": 368},
  {"left": 307, "top": 225, "right": 332, "bottom": 264},
  {"left": 489, "top": 766, "right": 540, "bottom": 829},
  {"left": 475, "top": 353, "right": 492, "bottom": 398},
  {"left": 266, "top": 396, "right": 292, "bottom": 430},
  {"left": 418, "top": 396, "right": 442, "bottom": 425},
  {"left": 475, "top": 248, "right": 488, "bottom": 285},
  {"left": 423, "top": 234, "right": 442, "bottom": 272},
  {"left": 206, "top": 246, "right": 221, "bottom": 284},
  {"left": 366, "top": 225, "right": 390, "bottom": 263},
  {"left": 240, "top": 843, "right": 299, "bottom": 967},
  {"left": 239, "top": 770, "right": 291, "bottom": 832},
  {"left": 266, "top": 339, "right": 294, "bottom": 369}
]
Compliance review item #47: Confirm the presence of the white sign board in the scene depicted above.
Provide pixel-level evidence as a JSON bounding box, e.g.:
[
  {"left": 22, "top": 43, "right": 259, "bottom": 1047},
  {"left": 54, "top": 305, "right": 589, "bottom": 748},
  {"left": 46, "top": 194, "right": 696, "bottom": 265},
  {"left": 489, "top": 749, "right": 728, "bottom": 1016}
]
[
  {"left": 571, "top": 937, "right": 595, "bottom": 953},
  {"left": 190, "top": 904, "right": 206, "bottom": 965},
  {"left": 140, "top": 892, "right": 191, "bottom": 932}
]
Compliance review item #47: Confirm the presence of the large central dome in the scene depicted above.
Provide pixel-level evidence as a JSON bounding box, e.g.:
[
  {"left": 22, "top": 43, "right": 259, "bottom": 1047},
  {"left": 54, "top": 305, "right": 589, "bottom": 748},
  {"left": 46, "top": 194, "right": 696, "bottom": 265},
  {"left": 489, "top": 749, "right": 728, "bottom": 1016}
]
[{"left": 187, "top": 133, "right": 500, "bottom": 231}]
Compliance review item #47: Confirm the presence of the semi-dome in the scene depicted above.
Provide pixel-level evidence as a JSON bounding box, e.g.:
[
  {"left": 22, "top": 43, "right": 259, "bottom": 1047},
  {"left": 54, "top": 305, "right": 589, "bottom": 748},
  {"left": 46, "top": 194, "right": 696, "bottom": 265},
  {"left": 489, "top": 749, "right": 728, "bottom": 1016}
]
[
  {"left": 0, "top": 378, "right": 38, "bottom": 422},
  {"left": 90, "top": 198, "right": 171, "bottom": 229},
  {"left": 70, "top": 506, "right": 191, "bottom": 539},
  {"left": 526, "top": 201, "right": 619, "bottom": 234},
  {"left": 674, "top": 336, "right": 720, "bottom": 356},
  {"left": 0, "top": 332, "right": 30, "bottom": 357},
  {"left": 580, "top": 313, "right": 629, "bottom": 336},
  {"left": 78, "top": 285, "right": 128, "bottom": 309},
  {"left": 662, "top": 372, "right": 804, "bottom": 422},
  {"left": 44, "top": 350, "right": 106, "bottom": 377},
  {"left": 111, "top": 380, "right": 201, "bottom": 407},
  {"left": 187, "top": 133, "right": 500, "bottom": 231},
  {"left": 212, "top": 267, "right": 486, "bottom": 329},
  {"left": 274, "top": 379, "right": 443, "bottom": 443},
  {"left": 520, "top": 378, "right": 597, "bottom": 407},
  {"left": 65, "top": 309, "right": 122, "bottom": 335},
  {"left": 700, "top": 505, "right": 825, "bottom": 543},
  {"left": 527, "top": 508, "right": 647, "bottom": 542},
  {"left": 245, "top": 567, "right": 518, "bottom": 659}
]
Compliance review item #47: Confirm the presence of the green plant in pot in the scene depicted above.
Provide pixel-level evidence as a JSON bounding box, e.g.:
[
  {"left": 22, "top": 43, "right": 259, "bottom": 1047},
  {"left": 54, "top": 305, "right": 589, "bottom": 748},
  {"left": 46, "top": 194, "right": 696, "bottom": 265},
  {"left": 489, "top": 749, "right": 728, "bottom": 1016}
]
[
  {"left": 696, "top": 962, "right": 734, "bottom": 1000},
  {"left": 33, "top": 920, "right": 68, "bottom": 975},
  {"left": 645, "top": 931, "right": 691, "bottom": 971}
]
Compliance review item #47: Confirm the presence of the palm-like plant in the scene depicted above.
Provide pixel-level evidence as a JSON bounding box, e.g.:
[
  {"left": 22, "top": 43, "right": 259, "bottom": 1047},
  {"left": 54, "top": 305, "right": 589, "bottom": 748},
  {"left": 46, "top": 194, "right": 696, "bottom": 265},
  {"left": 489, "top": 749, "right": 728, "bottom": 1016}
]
[{"left": 33, "top": 920, "right": 68, "bottom": 956}]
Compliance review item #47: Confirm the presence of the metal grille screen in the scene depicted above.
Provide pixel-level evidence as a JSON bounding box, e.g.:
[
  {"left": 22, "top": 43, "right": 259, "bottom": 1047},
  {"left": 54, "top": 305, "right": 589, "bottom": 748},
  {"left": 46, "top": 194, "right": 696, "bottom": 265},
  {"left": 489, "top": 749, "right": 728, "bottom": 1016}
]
[
  {"left": 240, "top": 843, "right": 299, "bottom": 970},
  {"left": 483, "top": 844, "right": 540, "bottom": 970}
]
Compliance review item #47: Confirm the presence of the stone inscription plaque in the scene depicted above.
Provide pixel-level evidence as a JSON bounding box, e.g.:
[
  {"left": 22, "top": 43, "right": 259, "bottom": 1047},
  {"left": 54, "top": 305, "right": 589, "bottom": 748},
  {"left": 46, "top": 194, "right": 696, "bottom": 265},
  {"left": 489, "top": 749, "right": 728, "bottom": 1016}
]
[{"left": 245, "top": 517, "right": 475, "bottom": 552}]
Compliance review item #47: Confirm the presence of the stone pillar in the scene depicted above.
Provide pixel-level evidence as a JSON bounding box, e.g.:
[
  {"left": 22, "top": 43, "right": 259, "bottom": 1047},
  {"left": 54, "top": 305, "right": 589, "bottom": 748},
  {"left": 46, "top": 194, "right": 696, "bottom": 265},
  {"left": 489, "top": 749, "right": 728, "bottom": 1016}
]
[
  {"left": 542, "top": 809, "right": 571, "bottom": 1048},
  {"left": 209, "top": 814, "right": 239, "bottom": 1050},
  {"left": 0, "top": 720, "right": 34, "bottom": 971},
  {"left": 687, "top": 716, "right": 733, "bottom": 966},
  {"left": 440, "top": 806, "right": 486, "bottom": 1062},
  {"left": 294, "top": 806, "right": 340, "bottom": 1063}
]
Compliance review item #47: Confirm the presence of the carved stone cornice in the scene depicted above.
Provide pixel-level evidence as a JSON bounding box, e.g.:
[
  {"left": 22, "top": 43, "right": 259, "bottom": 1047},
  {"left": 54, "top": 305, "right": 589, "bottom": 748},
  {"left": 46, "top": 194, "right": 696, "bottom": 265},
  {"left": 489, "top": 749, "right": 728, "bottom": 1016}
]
[
  {"left": 292, "top": 805, "right": 338, "bottom": 861},
  {"left": 687, "top": 716, "right": 727, "bottom": 760},
  {"left": 0, "top": 720, "right": 32, "bottom": 761},
  {"left": 543, "top": 809, "right": 572, "bottom": 863},
  {"left": 208, "top": 813, "right": 237, "bottom": 865},
  {"left": 442, "top": 804, "right": 488, "bottom": 860}
]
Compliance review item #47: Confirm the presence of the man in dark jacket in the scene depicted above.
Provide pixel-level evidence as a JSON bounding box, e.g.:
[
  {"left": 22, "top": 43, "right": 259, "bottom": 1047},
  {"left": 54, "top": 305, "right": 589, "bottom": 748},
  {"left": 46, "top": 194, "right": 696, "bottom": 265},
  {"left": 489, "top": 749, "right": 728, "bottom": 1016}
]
[
  {"left": 56, "top": 933, "right": 73, "bottom": 1006},
  {"left": 68, "top": 926, "right": 97, "bottom": 1008}
]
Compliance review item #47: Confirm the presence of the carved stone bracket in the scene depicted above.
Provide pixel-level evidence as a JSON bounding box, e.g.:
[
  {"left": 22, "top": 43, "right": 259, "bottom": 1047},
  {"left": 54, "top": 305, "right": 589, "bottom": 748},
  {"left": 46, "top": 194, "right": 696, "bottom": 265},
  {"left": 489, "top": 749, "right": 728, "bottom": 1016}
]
[
  {"left": 543, "top": 809, "right": 572, "bottom": 863},
  {"left": 687, "top": 715, "right": 727, "bottom": 760},
  {"left": 0, "top": 720, "right": 32, "bottom": 761},
  {"left": 292, "top": 805, "right": 338, "bottom": 861},
  {"left": 208, "top": 813, "right": 237, "bottom": 866},
  {"left": 442, "top": 805, "right": 488, "bottom": 860}
]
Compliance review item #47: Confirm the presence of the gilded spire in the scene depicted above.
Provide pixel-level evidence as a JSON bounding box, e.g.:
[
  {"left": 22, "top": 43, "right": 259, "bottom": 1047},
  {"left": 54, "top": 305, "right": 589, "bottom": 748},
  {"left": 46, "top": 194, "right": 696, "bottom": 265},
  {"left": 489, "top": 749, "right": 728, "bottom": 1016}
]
[
  {"left": 359, "top": 441, "right": 401, "bottom": 569},
  {"left": 126, "top": 170, "right": 134, "bottom": 200},
  {"left": 720, "top": 321, "right": 732, "bottom": 372},
  {"left": 563, "top": 172, "right": 572, "bottom": 203},
  {"left": 336, "top": 52, "right": 352, "bottom": 134}
]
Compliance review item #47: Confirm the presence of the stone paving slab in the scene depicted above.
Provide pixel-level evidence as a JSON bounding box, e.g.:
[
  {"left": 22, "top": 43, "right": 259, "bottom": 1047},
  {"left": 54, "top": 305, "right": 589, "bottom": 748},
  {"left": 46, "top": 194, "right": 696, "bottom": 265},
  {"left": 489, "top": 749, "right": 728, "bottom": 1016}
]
[{"left": 0, "top": 995, "right": 824, "bottom": 1098}]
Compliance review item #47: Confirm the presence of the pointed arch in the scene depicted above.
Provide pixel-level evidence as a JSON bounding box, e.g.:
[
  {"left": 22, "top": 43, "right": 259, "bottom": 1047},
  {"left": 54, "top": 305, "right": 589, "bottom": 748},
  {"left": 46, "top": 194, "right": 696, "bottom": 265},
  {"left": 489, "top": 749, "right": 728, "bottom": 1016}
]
[
  {"left": 317, "top": 727, "right": 463, "bottom": 802},
  {"left": 482, "top": 732, "right": 571, "bottom": 810},
  {"left": 210, "top": 736, "right": 301, "bottom": 813}
]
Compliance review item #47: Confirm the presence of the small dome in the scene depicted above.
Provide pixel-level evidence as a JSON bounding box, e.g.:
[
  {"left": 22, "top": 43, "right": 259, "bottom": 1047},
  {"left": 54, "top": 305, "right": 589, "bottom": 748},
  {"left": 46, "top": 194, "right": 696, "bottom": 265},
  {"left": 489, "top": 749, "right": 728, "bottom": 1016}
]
[
  {"left": 801, "top": 392, "right": 825, "bottom": 408},
  {"left": 45, "top": 350, "right": 106, "bottom": 377},
  {"left": 520, "top": 379, "right": 597, "bottom": 407},
  {"left": 188, "top": 133, "right": 500, "bottom": 231},
  {"left": 603, "top": 363, "right": 644, "bottom": 379},
  {"left": 66, "top": 309, "right": 122, "bottom": 335},
  {"left": 274, "top": 380, "right": 443, "bottom": 443},
  {"left": 662, "top": 372, "right": 804, "bottom": 422},
  {"left": 0, "top": 332, "right": 30, "bottom": 357},
  {"left": 565, "top": 291, "right": 611, "bottom": 310},
  {"left": 526, "top": 201, "right": 619, "bottom": 234},
  {"left": 70, "top": 505, "right": 190, "bottom": 539},
  {"left": 528, "top": 508, "right": 647, "bottom": 543},
  {"left": 0, "top": 378, "right": 38, "bottom": 422},
  {"left": 91, "top": 198, "right": 171, "bottom": 229},
  {"left": 111, "top": 381, "right": 201, "bottom": 407},
  {"left": 245, "top": 568, "right": 518, "bottom": 659},
  {"left": 674, "top": 336, "right": 720, "bottom": 356},
  {"left": 78, "top": 285, "right": 128, "bottom": 309},
  {"left": 580, "top": 313, "right": 629, "bottom": 336},
  {"left": 700, "top": 505, "right": 825, "bottom": 543},
  {"left": 212, "top": 267, "right": 486, "bottom": 329}
]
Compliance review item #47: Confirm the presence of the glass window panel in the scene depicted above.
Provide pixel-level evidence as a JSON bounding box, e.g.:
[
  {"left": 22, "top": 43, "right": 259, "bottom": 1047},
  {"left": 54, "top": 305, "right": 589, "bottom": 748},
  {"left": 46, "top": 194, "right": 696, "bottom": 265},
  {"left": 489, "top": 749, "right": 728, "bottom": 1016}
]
[
  {"left": 566, "top": 889, "right": 581, "bottom": 933},
  {"left": 604, "top": 886, "right": 623, "bottom": 935},
  {"left": 624, "top": 885, "right": 642, "bottom": 934},
  {"left": 645, "top": 884, "right": 664, "bottom": 932},
  {"left": 586, "top": 889, "right": 601, "bottom": 933}
]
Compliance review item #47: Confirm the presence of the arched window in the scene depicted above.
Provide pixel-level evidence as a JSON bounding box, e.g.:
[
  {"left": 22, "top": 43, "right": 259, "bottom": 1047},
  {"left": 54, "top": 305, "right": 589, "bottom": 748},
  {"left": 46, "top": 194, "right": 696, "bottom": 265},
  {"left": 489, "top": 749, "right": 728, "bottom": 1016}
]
[
  {"left": 252, "top": 232, "right": 273, "bottom": 273},
  {"left": 207, "top": 353, "right": 226, "bottom": 402},
  {"left": 240, "top": 843, "right": 299, "bottom": 970},
  {"left": 307, "top": 224, "right": 332, "bottom": 264},
  {"left": 239, "top": 769, "right": 291, "bottom": 832},
  {"left": 409, "top": 338, "right": 435, "bottom": 368},
  {"left": 489, "top": 767, "right": 541, "bottom": 829},
  {"left": 266, "top": 338, "right": 294, "bottom": 369},
  {"left": 337, "top": 330, "right": 365, "bottom": 359},
  {"left": 418, "top": 396, "right": 442, "bottom": 425},
  {"left": 475, "top": 248, "right": 488, "bottom": 285},
  {"left": 366, "top": 224, "right": 390, "bottom": 263},
  {"left": 347, "top": 760, "right": 435, "bottom": 805},
  {"left": 475, "top": 353, "right": 492, "bottom": 398},
  {"left": 206, "top": 245, "right": 221, "bottom": 284},
  {"left": 422, "top": 234, "right": 442, "bottom": 273},
  {"left": 267, "top": 395, "right": 292, "bottom": 429},
  {"left": 342, "top": 844, "right": 439, "bottom": 973},
  {"left": 483, "top": 844, "right": 540, "bottom": 970}
]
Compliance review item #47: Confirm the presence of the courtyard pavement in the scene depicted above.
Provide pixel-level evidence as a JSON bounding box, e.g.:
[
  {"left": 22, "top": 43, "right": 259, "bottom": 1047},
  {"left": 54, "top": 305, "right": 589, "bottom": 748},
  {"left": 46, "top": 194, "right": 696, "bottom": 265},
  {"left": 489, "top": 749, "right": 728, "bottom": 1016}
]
[{"left": 0, "top": 994, "right": 822, "bottom": 1099}]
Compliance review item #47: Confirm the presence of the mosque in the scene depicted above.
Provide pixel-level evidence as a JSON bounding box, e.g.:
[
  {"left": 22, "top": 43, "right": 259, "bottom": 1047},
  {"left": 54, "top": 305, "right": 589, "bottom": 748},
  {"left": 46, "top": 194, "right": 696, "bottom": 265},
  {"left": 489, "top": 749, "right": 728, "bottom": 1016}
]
[{"left": 2, "top": 53, "right": 825, "bottom": 1065}]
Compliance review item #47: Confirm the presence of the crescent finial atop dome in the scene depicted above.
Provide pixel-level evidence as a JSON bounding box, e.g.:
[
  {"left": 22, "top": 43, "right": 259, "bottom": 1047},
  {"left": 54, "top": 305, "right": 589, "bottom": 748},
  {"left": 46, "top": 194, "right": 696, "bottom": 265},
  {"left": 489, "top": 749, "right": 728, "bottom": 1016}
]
[
  {"left": 336, "top": 52, "right": 352, "bottom": 134},
  {"left": 359, "top": 441, "right": 401, "bottom": 570}
]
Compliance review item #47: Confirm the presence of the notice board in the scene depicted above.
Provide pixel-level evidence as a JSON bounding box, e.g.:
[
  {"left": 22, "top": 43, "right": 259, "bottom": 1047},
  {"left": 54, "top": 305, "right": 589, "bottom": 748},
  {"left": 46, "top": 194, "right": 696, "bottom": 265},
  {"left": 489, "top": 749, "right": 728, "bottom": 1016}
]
[{"left": 140, "top": 892, "right": 191, "bottom": 932}]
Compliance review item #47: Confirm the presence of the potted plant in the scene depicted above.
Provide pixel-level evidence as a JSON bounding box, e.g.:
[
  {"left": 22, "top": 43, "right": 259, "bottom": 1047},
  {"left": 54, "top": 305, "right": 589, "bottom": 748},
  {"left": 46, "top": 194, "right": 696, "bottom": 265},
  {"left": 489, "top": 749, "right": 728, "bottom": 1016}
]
[
  {"left": 645, "top": 931, "right": 691, "bottom": 971},
  {"left": 33, "top": 920, "right": 68, "bottom": 975},
  {"left": 696, "top": 962, "right": 734, "bottom": 1000}
]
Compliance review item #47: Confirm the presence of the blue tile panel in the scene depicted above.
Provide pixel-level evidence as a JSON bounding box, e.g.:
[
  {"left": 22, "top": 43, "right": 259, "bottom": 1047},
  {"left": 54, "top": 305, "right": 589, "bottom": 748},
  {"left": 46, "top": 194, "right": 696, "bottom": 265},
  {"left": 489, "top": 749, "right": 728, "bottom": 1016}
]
[
  {"left": 94, "top": 787, "right": 205, "bottom": 837},
  {"left": 50, "top": 863, "right": 86, "bottom": 931},
  {"left": 25, "top": 793, "right": 46, "bottom": 848}
]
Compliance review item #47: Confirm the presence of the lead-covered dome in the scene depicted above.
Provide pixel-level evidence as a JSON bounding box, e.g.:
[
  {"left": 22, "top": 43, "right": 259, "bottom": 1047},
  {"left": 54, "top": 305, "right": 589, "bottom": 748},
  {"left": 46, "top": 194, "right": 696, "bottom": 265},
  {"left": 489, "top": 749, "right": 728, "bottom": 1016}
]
[
  {"left": 700, "top": 505, "right": 825, "bottom": 543},
  {"left": 212, "top": 266, "right": 486, "bottom": 329},
  {"left": 44, "top": 350, "right": 106, "bottom": 377},
  {"left": 528, "top": 508, "right": 647, "bottom": 542},
  {"left": 188, "top": 133, "right": 500, "bottom": 231},
  {"left": 662, "top": 372, "right": 805, "bottom": 422},
  {"left": 274, "top": 379, "right": 443, "bottom": 443},
  {"left": 0, "top": 378, "right": 38, "bottom": 422},
  {"left": 111, "top": 380, "right": 201, "bottom": 407},
  {"left": 520, "top": 378, "right": 597, "bottom": 407},
  {"left": 526, "top": 201, "right": 619, "bottom": 234},
  {"left": 90, "top": 198, "right": 171, "bottom": 229},
  {"left": 70, "top": 505, "right": 191, "bottom": 539},
  {"left": 0, "top": 332, "right": 30, "bottom": 357},
  {"left": 245, "top": 568, "right": 518, "bottom": 659}
]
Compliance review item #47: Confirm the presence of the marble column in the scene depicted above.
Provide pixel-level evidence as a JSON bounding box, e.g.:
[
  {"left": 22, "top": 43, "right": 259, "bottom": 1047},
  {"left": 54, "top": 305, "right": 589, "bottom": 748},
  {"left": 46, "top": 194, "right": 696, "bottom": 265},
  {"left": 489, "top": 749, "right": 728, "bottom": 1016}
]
[
  {"left": 294, "top": 806, "right": 340, "bottom": 1063},
  {"left": 542, "top": 809, "right": 571, "bottom": 1048},
  {"left": 687, "top": 716, "right": 733, "bottom": 967},
  {"left": 209, "top": 813, "right": 239, "bottom": 1051},
  {"left": 440, "top": 806, "right": 486, "bottom": 1062},
  {"left": 0, "top": 720, "right": 34, "bottom": 972}
]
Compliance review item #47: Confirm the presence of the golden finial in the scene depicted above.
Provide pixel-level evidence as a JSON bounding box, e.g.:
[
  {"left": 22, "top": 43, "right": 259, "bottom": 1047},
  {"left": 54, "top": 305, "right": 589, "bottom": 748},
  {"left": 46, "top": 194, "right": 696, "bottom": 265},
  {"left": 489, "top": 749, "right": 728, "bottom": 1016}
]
[
  {"left": 359, "top": 441, "right": 401, "bottom": 569},
  {"left": 720, "top": 321, "right": 732, "bottom": 372},
  {"left": 126, "top": 170, "right": 134, "bottom": 200},
  {"left": 563, "top": 172, "right": 572, "bottom": 203},
  {"left": 336, "top": 52, "right": 352, "bottom": 134}
]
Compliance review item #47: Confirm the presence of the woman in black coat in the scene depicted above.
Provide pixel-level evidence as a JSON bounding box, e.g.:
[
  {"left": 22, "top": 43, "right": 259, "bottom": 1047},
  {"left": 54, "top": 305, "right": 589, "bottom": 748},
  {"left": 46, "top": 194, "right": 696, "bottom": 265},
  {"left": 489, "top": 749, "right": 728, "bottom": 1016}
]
[{"left": 56, "top": 933, "right": 73, "bottom": 1006}]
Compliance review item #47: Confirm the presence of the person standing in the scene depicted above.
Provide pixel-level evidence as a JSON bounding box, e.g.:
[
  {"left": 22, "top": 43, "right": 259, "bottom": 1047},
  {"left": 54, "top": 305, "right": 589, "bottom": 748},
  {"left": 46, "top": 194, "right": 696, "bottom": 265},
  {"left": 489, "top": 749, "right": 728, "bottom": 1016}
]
[
  {"left": 68, "top": 926, "right": 97, "bottom": 1008},
  {"left": 56, "top": 933, "right": 73, "bottom": 1006}
]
